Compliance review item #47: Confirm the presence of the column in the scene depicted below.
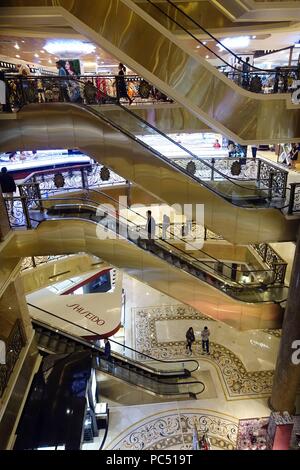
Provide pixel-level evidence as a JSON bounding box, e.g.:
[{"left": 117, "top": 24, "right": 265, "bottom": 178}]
[
  {"left": 0, "top": 190, "right": 10, "bottom": 241},
  {"left": 269, "top": 224, "right": 300, "bottom": 413}
]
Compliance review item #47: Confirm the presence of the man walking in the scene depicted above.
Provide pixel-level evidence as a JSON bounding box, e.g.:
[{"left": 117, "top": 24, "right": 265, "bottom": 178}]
[
  {"left": 201, "top": 326, "right": 210, "bottom": 355},
  {"left": 145, "top": 210, "right": 156, "bottom": 242}
]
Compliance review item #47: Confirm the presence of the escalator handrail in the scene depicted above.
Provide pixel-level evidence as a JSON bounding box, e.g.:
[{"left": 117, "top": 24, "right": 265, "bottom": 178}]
[
  {"left": 33, "top": 318, "right": 206, "bottom": 396},
  {"left": 7, "top": 74, "right": 286, "bottom": 198},
  {"left": 146, "top": 0, "right": 294, "bottom": 75},
  {"left": 45, "top": 196, "right": 280, "bottom": 289},
  {"left": 84, "top": 102, "right": 276, "bottom": 196},
  {"left": 87, "top": 188, "right": 281, "bottom": 279},
  {"left": 42, "top": 201, "right": 289, "bottom": 303},
  {"left": 29, "top": 305, "right": 200, "bottom": 373}
]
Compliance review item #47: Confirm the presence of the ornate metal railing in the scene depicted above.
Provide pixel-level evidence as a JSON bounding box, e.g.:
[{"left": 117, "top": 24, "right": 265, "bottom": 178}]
[
  {"left": 20, "top": 255, "right": 71, "bottom": 271},
  {"left": 172, "top": 156, "right": 288, "bottom": 198},
  {"left": 0, "top": 319, "right": 26, "bottom": 399},
  {"left": 5, "top": 75, "right": 173, "bottom": 112},
  {"left": 288, "top": 182, "right": 300, "bottom": 214},
  {"left": 250, "top": 244, "right": 287, "bottom": 284}
]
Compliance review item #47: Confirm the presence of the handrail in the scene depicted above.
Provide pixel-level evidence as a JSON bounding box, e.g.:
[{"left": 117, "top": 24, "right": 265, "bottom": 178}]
[
  {"left": 29, "top": 304, "right": 199, "bottom": 373},
  {"left": 0, "top": 319, "right": 26, "bottom": 399},
  {"left": 6, "top": 75, "right": 290, "bottom": 204},
  {"left": 33, "top": 318, "right": 205, "bottom": 397},
  {"left": 145, "top": 0, "right": 296, "bottom": 75},
  {"left": 44, "top": 195, "right": 282, "bottom": 289},
  {"left": 21, "top": 163, "right": 91, "bottom": 185}
]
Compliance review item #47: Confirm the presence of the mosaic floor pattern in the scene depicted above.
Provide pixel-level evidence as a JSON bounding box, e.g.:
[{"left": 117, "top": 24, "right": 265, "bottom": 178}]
[
  {"left": 107, "top": 409, "right": 238, "bottom": 450},
  {"left": 134, "top": 305, "right": 274, "bottom": 399}
]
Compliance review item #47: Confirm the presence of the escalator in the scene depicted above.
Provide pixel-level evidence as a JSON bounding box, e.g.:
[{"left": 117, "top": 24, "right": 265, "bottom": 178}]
[
  {"left": 1, "top": 194, "right": 286, "bottom": 329},
  {"left": 32, "top": 317, "right": 205, "bottom": 400},
  {"left": 1, "top": 0, "right": 299, "bottom": 142},
  {"left": 1, "top": 99, "right": 298, "bottom": 244}
]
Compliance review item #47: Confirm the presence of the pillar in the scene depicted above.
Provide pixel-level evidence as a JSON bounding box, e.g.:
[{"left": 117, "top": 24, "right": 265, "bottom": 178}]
[
  {"left": 0, "top": 190, "right": 10, "bottom": 241},
  {"left": 269, "top": 224, "right": 300, "bottom": 413}
]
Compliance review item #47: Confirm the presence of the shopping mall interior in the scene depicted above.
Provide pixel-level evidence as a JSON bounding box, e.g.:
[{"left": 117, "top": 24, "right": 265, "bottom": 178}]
[{"left": 1, "top": 0, "right": 300, "bottom": 451}]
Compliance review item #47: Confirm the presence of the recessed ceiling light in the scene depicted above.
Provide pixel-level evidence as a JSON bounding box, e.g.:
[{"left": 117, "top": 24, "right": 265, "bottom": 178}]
[
  {"left": 14, "top": 43, "right": 20, "bottom": 50},
  {"left": 206, "top": 55, "right": 209, "bottom": 59},
  {"left": 101, "top": 61, "right": 105, "bottom": 64},
  {"left": 48, "top": 59, "right": 52, "bottom": 64},
  {"left": 40, "top": 50, "right": 45, "bottom": 53},
  {"left": 252, "top": 35, "right": 256, "bottom": 39},
  {"left": 34, "top": 53, "right": 39, "bottom": 58},
  {"left": 203, "top": 41, "right": 207, "bottom": 45},
  {"left": 15, "top": 54, "right": 20, "bottom": 58},
  {"left": 21, "top": 40, "right": 25, "bottom": 43},
  {"left": 196, "top": 45, "right": 201, "bottom": 49}
]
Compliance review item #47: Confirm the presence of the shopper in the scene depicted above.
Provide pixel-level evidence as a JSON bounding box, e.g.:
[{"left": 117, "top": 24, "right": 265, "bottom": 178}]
[
  {"left": 288, "top": 143, "right": 299, "bottom": 168},
  {"left": 0, "top": 167, "right": 17, "bottom": 215},
  {"left": 162, "top": 213, "right": 170, "bottom": 240},
  {"left": 242, "top": 57, "right": 251, "bottom": 89},
  {"left": 251, "top": 145, "right": 258, "bottom": 159},
  {"left": 116, "top": 63, "right": 133, "bottom": 105},
  {"left": 104, "top": 338, "right": 111, "bottom": 360},
  {"left": 213, "top": 139, "right": 221, "bottom": 149},
  {"left": 56, "top": 60, "right": 70, "bottom": 102},
  {"left": 201, "top": 326, "right": 210, "bottom": 354},
  {"left": 186, "top": 327, "right": 195, "bottom": 355},
  {"left": 145, "top": 210, "right": 156, "bottom": 241}
]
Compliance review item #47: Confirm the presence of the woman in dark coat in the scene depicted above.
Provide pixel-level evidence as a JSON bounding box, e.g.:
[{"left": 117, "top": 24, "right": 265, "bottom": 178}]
[
  {"left": 116, "top": 63, "right": 133, "bottom": 104},
  {"left": 0, "top": 167, "right": 16, "bottom": 214}
]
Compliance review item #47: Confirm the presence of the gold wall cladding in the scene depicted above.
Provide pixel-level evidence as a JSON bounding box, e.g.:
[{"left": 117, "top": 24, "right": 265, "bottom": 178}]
[
  {"left": 0, "top": 219, "right": 283, "bottom": 330},
  {"left": 1, "top": 0, "right": 300, "bottom": 142},
  {"left": 0, "top": 278, "right": 33, "bottom": 341},
  {"left": 0, "top": 104, "right": 298, "bottom": 243}
]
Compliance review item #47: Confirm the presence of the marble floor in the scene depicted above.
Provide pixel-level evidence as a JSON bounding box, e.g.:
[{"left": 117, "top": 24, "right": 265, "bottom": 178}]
[{"left": 94, "top": 274, "right": 300, "bottom": 451}]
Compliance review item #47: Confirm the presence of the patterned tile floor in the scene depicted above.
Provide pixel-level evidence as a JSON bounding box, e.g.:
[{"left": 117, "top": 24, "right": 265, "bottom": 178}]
[
  {"left": 134, "top": 305, "right": 274, "bottom": 399},
  {"left": 107, "top": 408, "right": 238, "bottom": 450}
]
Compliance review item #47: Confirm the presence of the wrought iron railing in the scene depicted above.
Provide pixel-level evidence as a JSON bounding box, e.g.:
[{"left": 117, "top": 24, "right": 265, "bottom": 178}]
[
  {"left": 143, "top": 0, "right": 300, "bottom": 94},
  {"left": 20, "top": 255, "right": 72, "bottom": 271},
  {"left": 288, "top": 182, "right": 300, "bottom": 214},
  {"left": 250, "top": 244, "right": 287, "bottom": 284},
  {"left": 0, "top": 319, "right": 26, "bottom": 399},
  {"left": 5, "top": 75, "right": 173, "bottom": 112}
]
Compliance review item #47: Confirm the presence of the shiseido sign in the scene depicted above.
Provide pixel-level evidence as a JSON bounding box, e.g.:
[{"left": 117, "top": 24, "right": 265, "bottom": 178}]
[{"left": 67, "top": 303, "right": 105, "bottom": 326}]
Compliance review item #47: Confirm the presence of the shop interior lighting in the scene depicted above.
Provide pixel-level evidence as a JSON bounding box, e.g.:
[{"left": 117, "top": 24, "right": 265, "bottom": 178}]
[
  {"left": 43, "top": 40, "right": 96, "bottom": 56},
  {"left": 218, "top": 36, "right": 250, "bottom": 51},
  {"left": 14, "top": 43, "right": 20, "bottom": 50}
]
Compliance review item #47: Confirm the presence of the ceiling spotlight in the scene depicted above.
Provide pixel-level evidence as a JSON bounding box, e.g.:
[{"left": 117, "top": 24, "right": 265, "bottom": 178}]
[
  {"left": 101, "top": 61, "right": 105, "bottom": 64},
  {"left": 252, "top": 35, "right": 256, "bottom": 39},
  {"left": 21, "top": 40, "right": 25, "bottom": 43},
  {"left": 40, "top": 50, "right": 45, "bottom": 53},
  {"left": 34, "top": 53, "right": 39, "bottom": 58},
  {"left": 16, "top": 54, "right": 20, "bottom": 58},
  {"left": 48, "top": 59, "right": 52, "bottom": 64},
  {"left": 206, "top": 55, "right": 209, "bottom": 59},
  {"left": 14, "top": 43, "right": 20, "bottom": 50},
  {"left": 196, "top": 45, "right": 201, "bottom": 49},
  {"left": 203, "top": 41, "right": 207, "bottom": 45}
]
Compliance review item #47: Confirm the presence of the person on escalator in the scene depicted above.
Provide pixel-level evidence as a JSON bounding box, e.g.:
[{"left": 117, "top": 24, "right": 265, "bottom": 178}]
[
  {"left": 242, "top": 57, "right": 251, "bottom": 89},
  {"left": 145, "top": 210, "right": 156, "bottom": 242},
  {"left": 103, "top": 338, "right": 112, "bottom": 372},
  {"left": 116, "top": 63, "right": 133, "bottom": 105}
]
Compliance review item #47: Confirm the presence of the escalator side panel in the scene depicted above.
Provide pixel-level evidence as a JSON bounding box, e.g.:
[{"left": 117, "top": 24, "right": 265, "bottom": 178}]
[
  {"left": 2, "top": 219, "right": 283, "bottom": 330},
  {"left": 0, "top": 104, "right": 297, "bottom": 244}
]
